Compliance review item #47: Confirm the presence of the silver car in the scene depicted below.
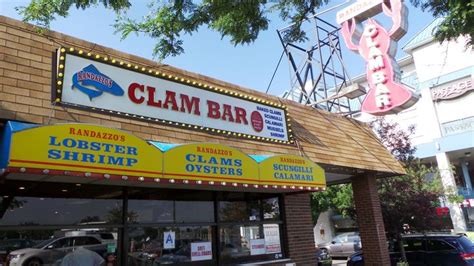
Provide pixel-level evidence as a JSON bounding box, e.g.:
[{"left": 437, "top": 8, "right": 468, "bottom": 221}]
[
  {"left": 317, "top": 232, "right": 361, "bottom": 257},
  {"left": 7, "top": 235, "right": 107, "bottom": 266}
]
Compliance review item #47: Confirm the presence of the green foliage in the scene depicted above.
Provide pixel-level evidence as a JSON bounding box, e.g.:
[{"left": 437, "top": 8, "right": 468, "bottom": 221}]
[
  {"left": 16, "top": 0, "right": 131, "bottom": 28},
  {"left": 16, "top": 0, "right": 473, "bottom": 58},
  {"left": 379, "top": 161, "right": 452, "bottom": 235},
  {"left": 310, "top": 183, "right": 354, "bottom": 224},
  {"left": 311, "top": 118, "right": 460, "bottom": 237},
  {"left": 15, "top": 0, "right": 474, "bottom": 59},
  {"left": 412, "top": 0, "right": 474, "bottom": 47},
  {"left": 15, "top": 0, "right": 327, "bottom": 59}
]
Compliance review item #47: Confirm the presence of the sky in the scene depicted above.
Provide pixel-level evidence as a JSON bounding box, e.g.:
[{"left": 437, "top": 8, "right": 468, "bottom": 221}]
[{"left": 0, "top": 0, "right": 435, "bottom": 97}]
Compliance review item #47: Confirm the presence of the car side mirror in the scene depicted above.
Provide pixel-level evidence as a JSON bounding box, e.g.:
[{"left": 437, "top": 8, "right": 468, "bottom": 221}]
[
  {"left": 331, "top": 241, "right": 336, "bottom": 244},
  {"left": 46, "top": 245, "right": 54, "bottom": 249}
]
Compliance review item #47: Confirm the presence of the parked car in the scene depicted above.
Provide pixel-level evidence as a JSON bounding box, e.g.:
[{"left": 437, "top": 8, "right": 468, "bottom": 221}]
[
  {"left": 6, "top": 235, "right": 107, "bottom": 266},
  {"left": 0, "top": 239, "right": 35, "bottom": 266},
  {"left": 347, "top": 233, "right": 474, "bottom": 266},
  {"left": 62, "top": 230, "right": 116, "bottom": 245},
  {"left": 318, "top": 232, "right": 361, "bottom": 257}
]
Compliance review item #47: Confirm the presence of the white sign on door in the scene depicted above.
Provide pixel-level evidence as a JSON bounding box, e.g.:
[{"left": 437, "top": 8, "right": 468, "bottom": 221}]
[
  {"left": 163, "top": 231, "right": 175, "bottom": 249},
  {"left": 191, "top": 241, "right": 212, "bottom": 261},
  {"left": 263, "top": 224, "right": 281, "bottom": 254},
  {"left": 250, "top": 239, "right": 266, "bottom": 255}
]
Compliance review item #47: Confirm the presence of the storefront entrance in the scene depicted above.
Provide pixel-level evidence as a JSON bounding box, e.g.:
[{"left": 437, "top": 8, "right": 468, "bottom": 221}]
[{"left": 0, "top": 180, "right": 286, "bottom": 265}]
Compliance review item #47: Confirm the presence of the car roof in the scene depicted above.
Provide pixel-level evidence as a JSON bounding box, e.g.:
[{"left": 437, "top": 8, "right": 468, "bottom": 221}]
[{"left": 402, "top": 233, "right": 462, "bottom": 238}]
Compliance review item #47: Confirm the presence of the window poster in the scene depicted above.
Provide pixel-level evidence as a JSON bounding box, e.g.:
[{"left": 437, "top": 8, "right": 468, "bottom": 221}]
[
  {"left": 263, "top": 224, "right": 281, "bottom": 254},
  {"left": 191, "top": 241, "right": 212, "bottom": 261}
]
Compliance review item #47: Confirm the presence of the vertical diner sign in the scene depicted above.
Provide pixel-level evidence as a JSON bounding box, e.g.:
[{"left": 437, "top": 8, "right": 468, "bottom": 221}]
[{"left": 338, "top": 0, "right": 418, "bottom": 115}]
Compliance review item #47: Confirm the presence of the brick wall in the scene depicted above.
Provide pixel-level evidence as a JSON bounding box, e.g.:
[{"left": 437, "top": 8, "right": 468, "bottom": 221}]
[
  {"left": 283, "top": 192, "right": 317, "bottom": 264},
  {"left": 352, "top": 174, "right": 390, "bottom": 266}
]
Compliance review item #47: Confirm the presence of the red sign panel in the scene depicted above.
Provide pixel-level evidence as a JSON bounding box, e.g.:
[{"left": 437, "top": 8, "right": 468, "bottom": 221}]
[{"left": 338, "top": 0, "right": 418, "bottom": 115}]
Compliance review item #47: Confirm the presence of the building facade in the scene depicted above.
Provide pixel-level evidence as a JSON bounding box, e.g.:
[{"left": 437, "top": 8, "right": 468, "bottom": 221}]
[
  {"left": 0, "top": 16, "right": 404, "bottom": 265},
  {"left": 354, "top": 18, "right": 474, "bottom": 232}
]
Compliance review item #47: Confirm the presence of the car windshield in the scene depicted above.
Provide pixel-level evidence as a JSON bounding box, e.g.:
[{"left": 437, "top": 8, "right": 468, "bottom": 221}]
[{"left": 33, "top": 239, "right": 55, "bottom": 249}]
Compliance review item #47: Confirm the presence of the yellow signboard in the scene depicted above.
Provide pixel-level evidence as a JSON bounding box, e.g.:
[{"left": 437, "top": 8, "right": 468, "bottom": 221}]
[
  {"left": 8, "top": 124, "right": 163, "bottom": 178},
  {"left": 163, "top": 143, "right": 259, "bottom": 184},
  {"left": 259, "top": 155, "right": 326, "bottom": 188}
]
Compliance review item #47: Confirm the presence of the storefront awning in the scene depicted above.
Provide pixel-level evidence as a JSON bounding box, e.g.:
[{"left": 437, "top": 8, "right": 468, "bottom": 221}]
[{"left": 0, "top": 121, "right": 325, "bottom": 191}]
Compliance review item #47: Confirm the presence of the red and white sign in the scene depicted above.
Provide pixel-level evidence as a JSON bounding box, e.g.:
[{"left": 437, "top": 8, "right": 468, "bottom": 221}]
[
  {"left": 263, "top": 224, "right": 281, "bottom": 254},
  {"left": 336, "top": 0, "right": 384, "bottom": 24},
  {"left": 59, "top": 53, "right": 290, "bottom": 142},
  {"left": 250, "top": 239, "right": 266, "bottom": 255},
  {"left": 191, "top": 242, "right": 212, "bottom": 261},
  {"left": 338, "top": 0, "right": 418, "bottom": 115}
]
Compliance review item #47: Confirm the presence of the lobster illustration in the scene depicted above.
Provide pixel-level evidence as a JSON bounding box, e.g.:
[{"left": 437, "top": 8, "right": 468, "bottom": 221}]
[{"left": 339, "top": 0, "right": 418, "bottom": 115}]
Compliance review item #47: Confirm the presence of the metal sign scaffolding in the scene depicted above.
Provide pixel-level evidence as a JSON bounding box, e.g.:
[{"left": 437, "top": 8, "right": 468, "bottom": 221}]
[{"left": 277, "top": 12, "right": 363, "bottom": 115}]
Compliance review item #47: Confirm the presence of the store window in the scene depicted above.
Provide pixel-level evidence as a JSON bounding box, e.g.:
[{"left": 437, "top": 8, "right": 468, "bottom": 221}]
[
  {"left": 262, "top": 197, "right": 280, "bottom": 220},
  {"left": 175, "top": 201, "right": 214, "bottom": 223},
  {"left": 217, "top": 196, "right": 284, "bottom": 264},
  {"left": 0, "top": 181, "right": 122, "bottom": 266},
  {"left": 128, "top": 200, "right": 174, "bottom": 223},
  {"left": 219, "top": 200, "right": 260, "bottom": 222},
  {"left": 0, "top": 197, "right": 122, "bottom": 226},
  {"left": 128, "top": 226, "right": 213, "bottom": 265},
  {"left": 0, "top": 229, "right": 119, "bottom": 266},
  {"left": 0, "top": 181, "right": 123, "bottom": 226},
  {"left": 0, "top": 181, "right": 285, "bottom": 265}
]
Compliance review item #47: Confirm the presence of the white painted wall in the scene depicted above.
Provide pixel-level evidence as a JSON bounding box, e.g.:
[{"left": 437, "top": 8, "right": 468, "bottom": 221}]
[
  {"left": 354, "top": 36, "right": 474, "bottom": 147},
  {"left": 411, "top": 36, "right": 473, "bottom": 83},
  {"left": 436, "top": 91, "right": 474, "bottom": 124}
]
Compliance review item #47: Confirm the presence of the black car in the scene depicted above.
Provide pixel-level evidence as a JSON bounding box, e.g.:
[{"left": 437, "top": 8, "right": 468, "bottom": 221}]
[{"left": 347, "top": 233, "right": 474, "bottom": 266}]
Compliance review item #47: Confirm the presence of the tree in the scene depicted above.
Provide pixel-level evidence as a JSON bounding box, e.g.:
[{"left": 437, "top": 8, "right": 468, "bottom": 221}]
[
  {"left": 16, "top": 0, "right": 473, "bottom": 59},
  {"left": 311, "top": 118, "right": 459, "bottom": 261},
  {"left": 106, "top": 206, "right": 138, "bottom": 224},
  {"left": 411, "top": 0, "right": 474, "bottom": 47},
  {"left": 310, "top": 183, "right": 354, "bottom": 224}
]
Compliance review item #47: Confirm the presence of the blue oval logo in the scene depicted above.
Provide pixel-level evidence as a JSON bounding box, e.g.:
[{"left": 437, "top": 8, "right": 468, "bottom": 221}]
[{"left": 72, "top": 64, "right": 124, "bottom": 100}]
